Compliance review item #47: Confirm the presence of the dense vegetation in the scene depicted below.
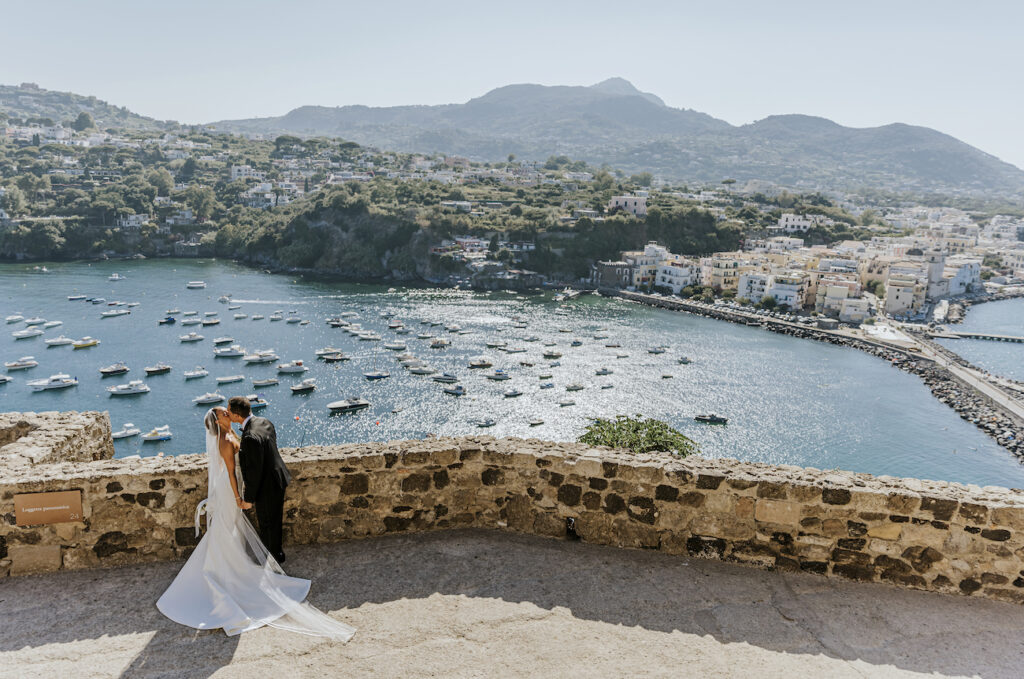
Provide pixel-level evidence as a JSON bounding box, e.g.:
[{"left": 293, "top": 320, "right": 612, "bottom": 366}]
[{"left": 577, "top": 415, "right": 698, "bottom": 456}]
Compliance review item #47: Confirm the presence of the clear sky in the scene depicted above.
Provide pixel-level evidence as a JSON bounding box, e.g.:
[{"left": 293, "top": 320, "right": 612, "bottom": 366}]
[{"left": 3, "top": 0, "right": 1022, "bottom": 169}]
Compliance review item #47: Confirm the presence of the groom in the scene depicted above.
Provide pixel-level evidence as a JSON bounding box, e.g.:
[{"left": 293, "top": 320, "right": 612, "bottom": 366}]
[{"left": 227, "top": 396, "right": 293, "bottom": 564}]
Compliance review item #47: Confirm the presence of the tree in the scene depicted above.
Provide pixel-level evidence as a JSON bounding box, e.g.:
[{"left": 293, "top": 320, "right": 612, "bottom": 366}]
[
  {"left": 184, "top": 185, "right": 217, "bottom": 220},
  {"left": 178, "top": 157, "right": 198, "bottom": 181},
  {"left": 147, "top": 169, "right": 173, "bottom": 197},
  {"left": 507, "top": 154, "right": 516, "bottom": 163},
  {"left": 760, "top": 295, "right": 778, "bottom": 310},
  {"left": 629, "top": 172, "right": 653, "bottom": 187},
  {"left": 72, "top": 112, "right": 95, "bottom": 131},
  {"left": 1, "top": 186, "right": 27, "bottom": 216},
  {"left": 488, "top": 233, "right": 500, "bottom": 253}
]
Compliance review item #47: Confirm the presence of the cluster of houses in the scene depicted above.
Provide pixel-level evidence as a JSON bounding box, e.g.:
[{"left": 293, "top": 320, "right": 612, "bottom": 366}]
[{"left": 591, "top": 207, "right": 1024, "bottom": 321}]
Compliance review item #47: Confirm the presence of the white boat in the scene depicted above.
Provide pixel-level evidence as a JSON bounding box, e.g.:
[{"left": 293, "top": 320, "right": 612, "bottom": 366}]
[
  {"left": 529, "top": 419, "right": 544, "bottom": 426},
  {"left": 5, "top": 356, "right": 38, "bottom": 371},
  {"left": 112, "top": 423, "right": 141, "bottom": 439},
  {"left": 100, "top": 308, "right": 131, "bottom": 318},
  {"left": 216, "top": 375, "right": 244, "bottom": 384},
  {"left": 503, "top": 388, "right": 523, "bottom": 398},
  {"left": 107, "top": 380, "right": 150, "bottom": 396},
  {"left": 141, "top": 425, "right": 172, "bottom": 442},
  {"left": 539, "top": 382, "right": 554, "bottom": 389},
  {"left": 251, "top": 314, "right": 265, "bottom": 321},
  {"left": 186, "top": 281, "right": 207, "bottom": 289},
  {"left": 228, "top": 305, "right": 241, "bottom": 310},
  {"left": 277, "top": 360, "right": 308, "bottom": 374},
  {"left": 28, "top": 373, "right": 78, "bottom": 391},
  {"left": 166, "top": 309, "right": 181, "bottom": 315},
  {"left": 179, "top": 332, "right": 204, "bottom": 342},
  {"left": 23, "top": 317, "right": 46, "bottom": 325},
  {"left": 417, "top": 333, "right": 433, "bottom": 340},
  {"left": 285, "top": 316, "right": 302, "bottom": 324},
  {"left": 523, "top": 336, "right": 540, "bottom": 342},
  {"left": 45, "top": 335, "right": 74, "bottom": 347},
  {"left": 486, "top": 369, "right": 511, "bottom": 381},
  {"left": 328, "top": 398, "right": 371, "bottom": 413},
  {"left": 126, "top": 302, "right": 140, "bottom": 307},
  {"left": 12, "top": 328, "right": 44, "bottom": 339},
  {"left": 180, "top": 318, "right": 202, "bottom": 326},
  {"left": 542, "top": 351, "right": 562, "bottom": 359},
  {"left": 315, "top": 347, "right": 343, "bottom": 357},
  {"left": 244, "top": 349, "right": 279, "bottom": 364},
  {"left": 340, "top": 311, "right": 359, "bottom": 318},
  {"left": 108, "top": 273, "right": 126, "bottom": 281},
  {"left": 218, "top": 295, "right": 232, "bottom": 304},
  {"left": 648, "top": 346, "right": 669, "bottom": 355},
  {"left": 558, "top": 400, "right": 575, "bottom": 407},
  {"left": 253, "top": 377, "right": 279, "bottom": 387},
  {"left": 383, "top": 342, "right": 407, "bottom": 351},
  {"left": 269, "top": 313, "right": 284, "bottom": 322},
  {"left": 72, "top": 336, "right": 99, "bottom": 349},
  {"left": 290, "top": 378, "right": 317, "bottom": 393},
  {"left": 468, "top": 358, "right": 492, "bottom": 369},
  {"left": 432, "top": 373, "right": 459, "bottom": 384},
  {"left": 5, "top": 314, "right": 24, "bottom": 324},
  {"left": 214, "top": 344, "right": 245, "bottom": 357},
  {"left": 201, "top": 318, "right": 220, "bottom": 326},
  {"left": 42, "top": 320, "right": 62, "bottom": 328},
  {"left": 184, "top": 366, "right": 209, "bottom": 379},
  {"left": 192, "top": 392, "right": 224, "bottom": 405},
  {"left": 363, "top": 370, "right": 391, "bottom": 381},
  {"left": 476, "top": 418, "right": 496, "bottom": 428},
  {"left": 358, "top": 332, "right": 382, "bottom": 341},
  {"left": 486, "top": 340, "right": 507, "bottom": 348},
  {"left": 182, "top": 311, "right": 198, "bottom": 316},
  {"left": 429, "top": 338, "right": 450, "bottom": 349},
  {"left": 67, "top": 295, "right": 86, "bottom": 301},
  {"left": 595, "top": 367, "right": 613, "bottom": 376},
  {"left": 247, "top": 394, "right": 269, "bottom": 410},
  {"left": 504, "top": 347, "right": 526, "bottom": 354},
  {"left": 387, "top": 320, "right": 403, "bottom": 329},
  {"left": 204, "top": 311, "right": 218, "bottom": 316},
  {"left": 446, "top": 324, "right": 461, "bottom": 333},
  {"left": 566, "top": 383, "right": 585, "bottom": 392},
  {"left": 0, "top": 375, "right": 10, "bottom": 384},
  {"left": 443, "top": 385, "right": 465, "bottom": 396},
  {"left": 99, "top": 362, "right": 130, "bottom": 376},
  {"left": 409, "top": 365, "right": 436, "bottom": 375},
  {"left": 234, "top": 313, "right": 247, "bottom": 319},
  {"left": 213, "top": 336, "right": 234, "bottom": 345}
]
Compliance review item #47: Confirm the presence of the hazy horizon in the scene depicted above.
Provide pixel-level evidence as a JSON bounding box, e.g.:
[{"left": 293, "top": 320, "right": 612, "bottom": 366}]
[{"left": 2, "top": 0, "right": 1022, "bottom": 169}]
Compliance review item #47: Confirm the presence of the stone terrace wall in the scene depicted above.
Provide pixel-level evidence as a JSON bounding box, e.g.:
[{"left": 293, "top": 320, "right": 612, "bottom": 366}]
[
  {"left": 4, "top": 430, "right": 1024, "bottom": 604},
  {"left": 0, "top": 411, "right": 113, "bottom": 469}
]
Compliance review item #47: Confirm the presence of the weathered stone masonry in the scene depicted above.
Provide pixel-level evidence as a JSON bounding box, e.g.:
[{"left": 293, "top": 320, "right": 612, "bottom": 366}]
[{"left": 4, "top": 410, "right": 1024, "bottom": 605}]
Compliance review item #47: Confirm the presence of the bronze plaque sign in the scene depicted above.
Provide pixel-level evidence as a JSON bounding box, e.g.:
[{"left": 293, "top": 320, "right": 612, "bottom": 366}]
[{"left": 14, "top": 490, "right": 83, "bottom": 526}]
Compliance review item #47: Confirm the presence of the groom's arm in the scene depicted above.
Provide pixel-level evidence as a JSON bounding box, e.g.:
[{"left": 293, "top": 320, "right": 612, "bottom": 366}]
[{"left": 238, "top": 433, "right": 263, "bottom": 503}]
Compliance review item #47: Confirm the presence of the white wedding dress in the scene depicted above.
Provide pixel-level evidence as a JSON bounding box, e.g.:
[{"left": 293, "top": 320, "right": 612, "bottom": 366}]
[{"left": 157, "top": 413, "right": 355, "bottom": 640}]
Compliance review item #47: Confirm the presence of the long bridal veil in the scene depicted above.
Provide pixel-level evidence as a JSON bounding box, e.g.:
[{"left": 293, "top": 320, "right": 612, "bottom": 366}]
[{"left": 156, "top": 409, "right": 354, "bottom": 640}]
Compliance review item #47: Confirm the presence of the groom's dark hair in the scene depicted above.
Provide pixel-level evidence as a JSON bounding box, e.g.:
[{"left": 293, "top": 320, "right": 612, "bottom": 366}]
[{"left": 228, "top": 396, "right": 252, "bottom": 418}]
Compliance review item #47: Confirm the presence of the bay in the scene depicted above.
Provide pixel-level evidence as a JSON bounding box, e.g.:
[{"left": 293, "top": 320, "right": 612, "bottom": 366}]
[
  {"left": 936, "top": 298, "right": 1024, "bottom": 381},
  {"left": 2, "top": 259, "right": 1022, "bottom": 488}
]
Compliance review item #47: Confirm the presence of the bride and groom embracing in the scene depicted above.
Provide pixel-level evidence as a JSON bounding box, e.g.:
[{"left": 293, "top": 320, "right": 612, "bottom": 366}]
[{"left": 156, "top": 397, "right": 355, "bottom": 641}]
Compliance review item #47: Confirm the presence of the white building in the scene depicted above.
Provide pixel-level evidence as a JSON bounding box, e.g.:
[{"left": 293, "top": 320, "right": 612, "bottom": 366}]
[
  {"left": 230, "top": 165, "right": 265, "bottom": 181},
  {"left": 772, "top": 213, "right": 836, "bottom": 233},
  {"left": 608, "top": 195, "right": 647, "bottom": 217},
  {"left": 655, "top": 257, "right": 699, "bottom": 294},
  {"left": 115, "top": 213, "right": 150, "bottom": 231}
]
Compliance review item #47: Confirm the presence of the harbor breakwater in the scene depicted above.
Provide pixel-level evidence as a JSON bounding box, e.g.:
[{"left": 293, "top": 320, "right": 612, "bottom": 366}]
[
  {"left": 947, "top": 289, "right": 1024, "bottom": 324},
  {"left": 611, "top": 290, "right": 1024, "bottom": 458},
  {"left": 4, "top": 410, "right": 1024, "bottom": 605}
]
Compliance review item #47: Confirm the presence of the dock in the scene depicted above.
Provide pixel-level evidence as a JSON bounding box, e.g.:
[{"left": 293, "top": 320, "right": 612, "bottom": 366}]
[{"left": 929, "top": 331, "right": 1024, "bottom": 343}]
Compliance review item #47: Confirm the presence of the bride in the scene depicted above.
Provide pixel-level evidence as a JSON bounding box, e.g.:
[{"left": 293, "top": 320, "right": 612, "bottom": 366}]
[{"left": 157, "top": 407, "right": 355, "bottom": 640}]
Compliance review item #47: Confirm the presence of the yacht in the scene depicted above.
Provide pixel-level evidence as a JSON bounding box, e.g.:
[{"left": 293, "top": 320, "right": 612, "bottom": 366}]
[
  {"left": 468, "top": 358, "right": 492, "bottom": 369},
  {"left": 315, "top": 347, "right": 343, "bottom": 357},
  {"left": 252, "top": 377, "right": 279, "bottom": 387},
  {"left": 359, "top": 332, "right": 382, "bottom": 341},
  {"left": 5, "top": 356, "right": 38, "bottom": 371},
  {"left": 322, "top": 353, "right": 349, "bottom": 363},
  {"left": 23, "top": 317, "right": 46, "bottom": 326},
  {"left": 228, "top": 305, "right": 241, "bottom": 310},
  {"left": 269, "top": 313, "right": 284, "bottom": 322},
  {"left": 251, "top": 314, "right": 265, "bottom": 321},
  {"left": 213, "top": 336, "right": 234, "bottom": 345},
  {"left": 328, "top": 398, "right": 371, "bottom": 414},
  {"left": 476, "top": 418, "right": 497, "bottom": 428},
  {"left": 529, "top": 419, "right": 544, "bottom": 426},
  {"left": 13, "top": 327, "right": 44, "bottom": 339},
  {"left": 42, "top": 320, "right": 62, "bottom": 329},
  {"left": 695, "top": 414, "right": 728, "bottom": 425},
  {"left": 539, "top": 383, "right": 554, "bottom": 389},
  {"left": 0, "top": 375, "right": 10, "bottom": 385},
  {"left": 180, "top": 317, "right": 202, "bottom": 326},
  {"left": 432, "top": 373, "right": 459, "bottom": 384},
  {"left": 144, "top": 363, "right": 172, "bottom": 375},
  {"left": 648, "top": 346, "right": 669, "bottom": 355},
  {"left": 677, "top": 357, "right": 691, "bottom": 365},
  {"left": 486, "top": 369, "right": 511, "bottom": 381},
  {"left": 179, "top": 332, "right": 204, "bottom": 342},
  {"left": 277, "top": 360, "right": 308, "bottom": 374},
  {"left": 443, "top": 384, "right": 465, "bottom": 396},
  {"left": 558, "top": 399, "right": 575, "bottom": 407},
  {"left": 214, "top": 344, "right": 245, "bottom": 357},
  {"left": 99, "top": 362, "right": 130, "bottom": 376},
  {"left": 45, "top": 335, "right": 74, "bottom": 347},
  {"left": 408, "top": 365, "right": 436, "bottom": 376},
  {"left": 192, "top": 392, "right": 224, "bottom": 405},
  {"left": 184, "top": 366, "right": 209, "bottom": 379},
  {"left": 186, "top": 281, "right": 206, "bottom": 289},
  {"left": 290, "top": 378, "right": 317, "bottom": 393},
  {"left": 108, "top": 273, "right": 126, "bottom": 281},
  {"left": 182, "top": 311, "right": 198, "bottom": 316},
  {"left": 503, "top": 388, "right": 523, "bottom": 398},
  {"left": 234, "top": 313, "right": 247, "bottom": 319},
  {"left": 141, "top": 425, "right": 172, "bottom": 442},
  {"left": 72, "top": 336, "right": 100, "bottom": 349},
  {"left": 166, "top": 309, "right": 181, "bottom": 315},
  {"left": 363, "top": 370, "right": 391, "bottom": 381},
  {"left": 504, "top": 346, "right": 527, "bottom": 354},
  {"left": 107, "top": 380, "right": 150, "bottom": 396},
  {"left": 383, "top": 342, "right": 407, "bottom": 351},
  {"left": 486, "top": 340, "right": 508, "bottom": 349},
  {"left": 244, "top": 349, "right": 279, "bottom": 364},
  {"left": 595, "top": 367, "right": 613, "bottom": 376},
  {"left": 5, "top": 315, "right": 24, "bottom": 323},
  {"left": 218, "top": 295, "right": 232, "bottom": 304},
  {"left": 429, "top": 337, "right": 450, "bottom": 349},
  {"left": 28, "top": 374, "right": 79, "bottom": 391},
  {"left": 112, "top": 423, "right": 141, "bottom": 439},
  {"left": 565, "top": 383, "right": 585, "bottom": 392},
  {"left": 542, "top": 351, "right": 562, "bottom": 359},
  {"left": 216, "top": 375, "right": 244, "bottom": 384},
  {"left": 68, "top": 295, "right": 86, "bottom": 301},
  {"left": 246, "top": 394, "right": 269, "bottom": 411},
  {"left": 201, "top": 318, "right": 220, "bottom": 326},
  {"left": 100, "top": 308, "right": 131, "bottom": 318}
]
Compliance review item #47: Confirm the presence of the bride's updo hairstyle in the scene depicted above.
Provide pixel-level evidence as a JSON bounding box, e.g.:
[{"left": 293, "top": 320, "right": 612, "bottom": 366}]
[{"left": 204, "top": 408, "right": 222, "bottom": 435}]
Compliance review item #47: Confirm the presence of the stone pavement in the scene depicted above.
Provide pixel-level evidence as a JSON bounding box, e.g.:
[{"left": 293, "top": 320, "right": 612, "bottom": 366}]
[{"left": 3, "top": 529, "right": 1023, "bottom": 679}]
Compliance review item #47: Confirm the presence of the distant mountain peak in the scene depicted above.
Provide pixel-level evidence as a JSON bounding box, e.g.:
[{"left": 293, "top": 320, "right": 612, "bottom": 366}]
[{"left": 589, "top": 77, "right": 665, "bottom": 107}]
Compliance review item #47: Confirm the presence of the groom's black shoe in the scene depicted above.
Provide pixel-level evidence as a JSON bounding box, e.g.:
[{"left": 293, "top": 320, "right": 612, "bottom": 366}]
[{"left": 276, "top": 552, "right": 286, "bottom": 565}]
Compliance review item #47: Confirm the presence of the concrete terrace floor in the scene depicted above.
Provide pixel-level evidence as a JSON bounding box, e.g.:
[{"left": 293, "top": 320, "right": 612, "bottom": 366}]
[{"left": 3, "top": 529, "right": 1024, "bottom": 679}]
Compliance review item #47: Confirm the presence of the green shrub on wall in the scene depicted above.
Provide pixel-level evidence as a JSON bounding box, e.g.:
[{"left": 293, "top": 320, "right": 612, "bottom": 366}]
[{"left": 578, "top": 415, "right": 698, "bottom": 456}]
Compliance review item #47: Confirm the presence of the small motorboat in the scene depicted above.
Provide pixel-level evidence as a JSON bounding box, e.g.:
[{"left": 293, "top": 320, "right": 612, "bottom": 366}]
[
  {"left": 5, "top": 356, "right": 39, "bottom": 371},
  {"left": 409, "top": 365, "right": 436, "bottom": 376},
  {"left": 244, "top": 350, "right": 279, "bottom": 364},
  {"left": 214, "top": 344, "right": 245, "bottom": 357},
  {"left": 68, "top": 295, "right": 86, "bottom": 301},
  {"left": 328, "top": 398, "right": 371, "bottom": 414},
  {"left": 523, "top": 336, "right": 540, "bottom": 343},
  {"left": 270, "top": 313, "right": 284, "bottom": 322},
  {"left": 141, "top": 425, "right": 172, "bottom": 442},
  {"left": 158, "top": 316, "right": 177, "bottom": 325},
  {"left": 179, "top": 332, "right": 204, "bottom": 342},
  {"left": 648, "top": 346, "right": 668, "bottom": 355},
  {"left": 432, "top": 373, "right": 458, "bottom": 384},
  {"left": 503, "top": 388, "right": 523, "bottom": 398},
  {"left": 216, "top": 375, "right": 244, "bottom": 384},
  {"left": 0, "top": 375, "right": 10, "bottom": 385},
  {"left": 429, "top": 338, "right": 450, "bottom": 349},
  {"left": 166, "top": 309, "right": 181, "bottom": 315},
  {"left": 566, "top": 383, "right": 584, "bottom": 392},
  {"left": 246, "top": 394, "right": 269, "bottom": 410},
  {"left": 504, "top": 347, "right": 526, "bottom": 354},
  {"left": 595, "top": 367, "right": 613, "bottom": 376},
  {"left": 184, "top": 366, "right": 209, "bottom": 379},
  {"left": 291, "top": 378, "right": 317, "bottom": 393},
  {"left": 182, "top": 311, "right": 198, "bottom": 316},
  {"left": 112, "top": 423, "right": 141, "bottom": 439},
  {"left": 529, "top": 419, "right": 544, "bottom": 426},
  {"left": 108, "top": 273, "right": 126, "bottom": 281},
  {"left": 539, "top": 382, "right": 554, "bottom": 389},
  {"left": 107, "top": 380, "right": 150, "bottom": 396},
  {"left": 5, "top": 314, "right": 24, "bottom": 324},
  {"left": 476, "top": 418, "right": 496, "bottom": 428},
  {"left": 181, "top": 317, "right": 202, "bottom": 326},
  {"left": 315, "top": 347, "right": 343, "bottom": 357},
  {"left": 570, "top": 340, "right": 583, "bottom": 347},
  {"left": 91, "top": 298, "right": 106, "bottom": 305},
  {"left": 218, "top": 295, "right": 231, "bottom": 304},
  {"left": 662, "top": 374, "right": 673, "bottom": 379},
  {"left": 45, "top": 335, "right": 74, "bottom": 347},
  {"left": 469, "top": 358, "right": 492, "bottom": 369},
  {"left": 186, "top": 281, "right": 206, "bottom": 289},
  {"left": 539, "top": 373, "right": 553, "bottom": 379},
  {"left": 213, "top": 336, "right": 234, "bottom": 345},
  {"left": 252, "top": 377, "right": 279, "bottom": 387},
  {"left": 359, "top": 332, "right": 382, "bottom": 341},
  {"left": 145, "top": 363, "right": 172, "bottom": 376},
  {"left": 443, "top": 385, "right": 465, "bottom": 396},
  {"left": 12, "top": 327, "right": 44, "bottom": 339},
  {"left": 206, "top": 310, "right": 220, "bottom": 316},
  {"left": 486, "top": 369, "right": 511, "bottom": 381},
  {"left": 417, "top": 333, "right": 433, "bottom": 340},
  {"left": 72, "top": 336, "right": 99, "bottom": 349},
  {"left": 100, "top": 362, "right": 130, "bottom": 376},
  {"left": 486, "top": 340, "right": 507, "bottom": 349},
  {"left": 694, "top": 414, "right": 728, "bottom": 425},
  {"left": 277, "top": 360, "right": 308, "bottom": 374},
  {"left": 548, "top": 361, "right": 561, "bottom": 367},
  {"left": 201, "top": 318, "right": 220, "bottom": 326},
  {"left": 322, "top": 353, "right": 349, "bottom": 363},
  {"left": 384, "top": 342, "right": 407, "bottom": 351},
  {"left": 677, "top": 357, "right": 691, "bottom": 365},
  {"left": 363, "top": 370, "right": 391, "bottom": 381},
  {"left": 251, "top": 314, "right": 265, "bottom": 321},
  {"left": 542, "top": 351, "right": 562, "bottom": 359},
  {"left": 558, "top": 399, "right": 575, "bottom": 407},
  {"left": 228, "top": 305, "right": 241, "bottom": 310},
  {"left": 192, "top": 392, "right": 224, "bottom": 405},
  {"left": 23, "top": 317, "right": 46, "bottom": 326},
  {"left": 27, "top": 374, "right": 78, "bottom": 391},
  {"left": 43, "top": 320, "right": 62, "bottom": 328},
  {"left": 100, "top": 308, "right": 130, "bottom": 318},
  {"left": 234, "top": 313, "right": 247, "bottom": 319}
]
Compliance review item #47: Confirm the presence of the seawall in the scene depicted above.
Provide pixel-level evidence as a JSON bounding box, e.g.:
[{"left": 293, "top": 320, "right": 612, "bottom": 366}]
[{"left": 4, "top": 410, "right": 1024, "bottom": 605}]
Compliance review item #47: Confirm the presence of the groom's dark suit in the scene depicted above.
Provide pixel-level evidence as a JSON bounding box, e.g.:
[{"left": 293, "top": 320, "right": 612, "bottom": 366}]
[{"left": 238, "top": 416, "right": 292, "bottom": 563}]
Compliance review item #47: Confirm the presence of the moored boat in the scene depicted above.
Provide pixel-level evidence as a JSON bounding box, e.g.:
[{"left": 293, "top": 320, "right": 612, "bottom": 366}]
[
  {"left": 28, "top": 373, "right": 78, "bottom": 391},
  {"left": 694, "top": 414, "right": 728, "bottom": 424},
  {"left": 328, "top": 397, "right": 371, "bottom": 414},
  {"left": 5, "top": 356, "right": 38, "bottom": 371},
  {"left": 100, "top": 362, "right": 130, "bottom": 376},
  {"left": 144, "top": 363, "right": 172, "bottom": 376},
  {"left": 290, "top": 378, "right": 317, "bottom": 393},
  {"left": 107, "top": 380, "right": 150, "bottom": 396}
]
